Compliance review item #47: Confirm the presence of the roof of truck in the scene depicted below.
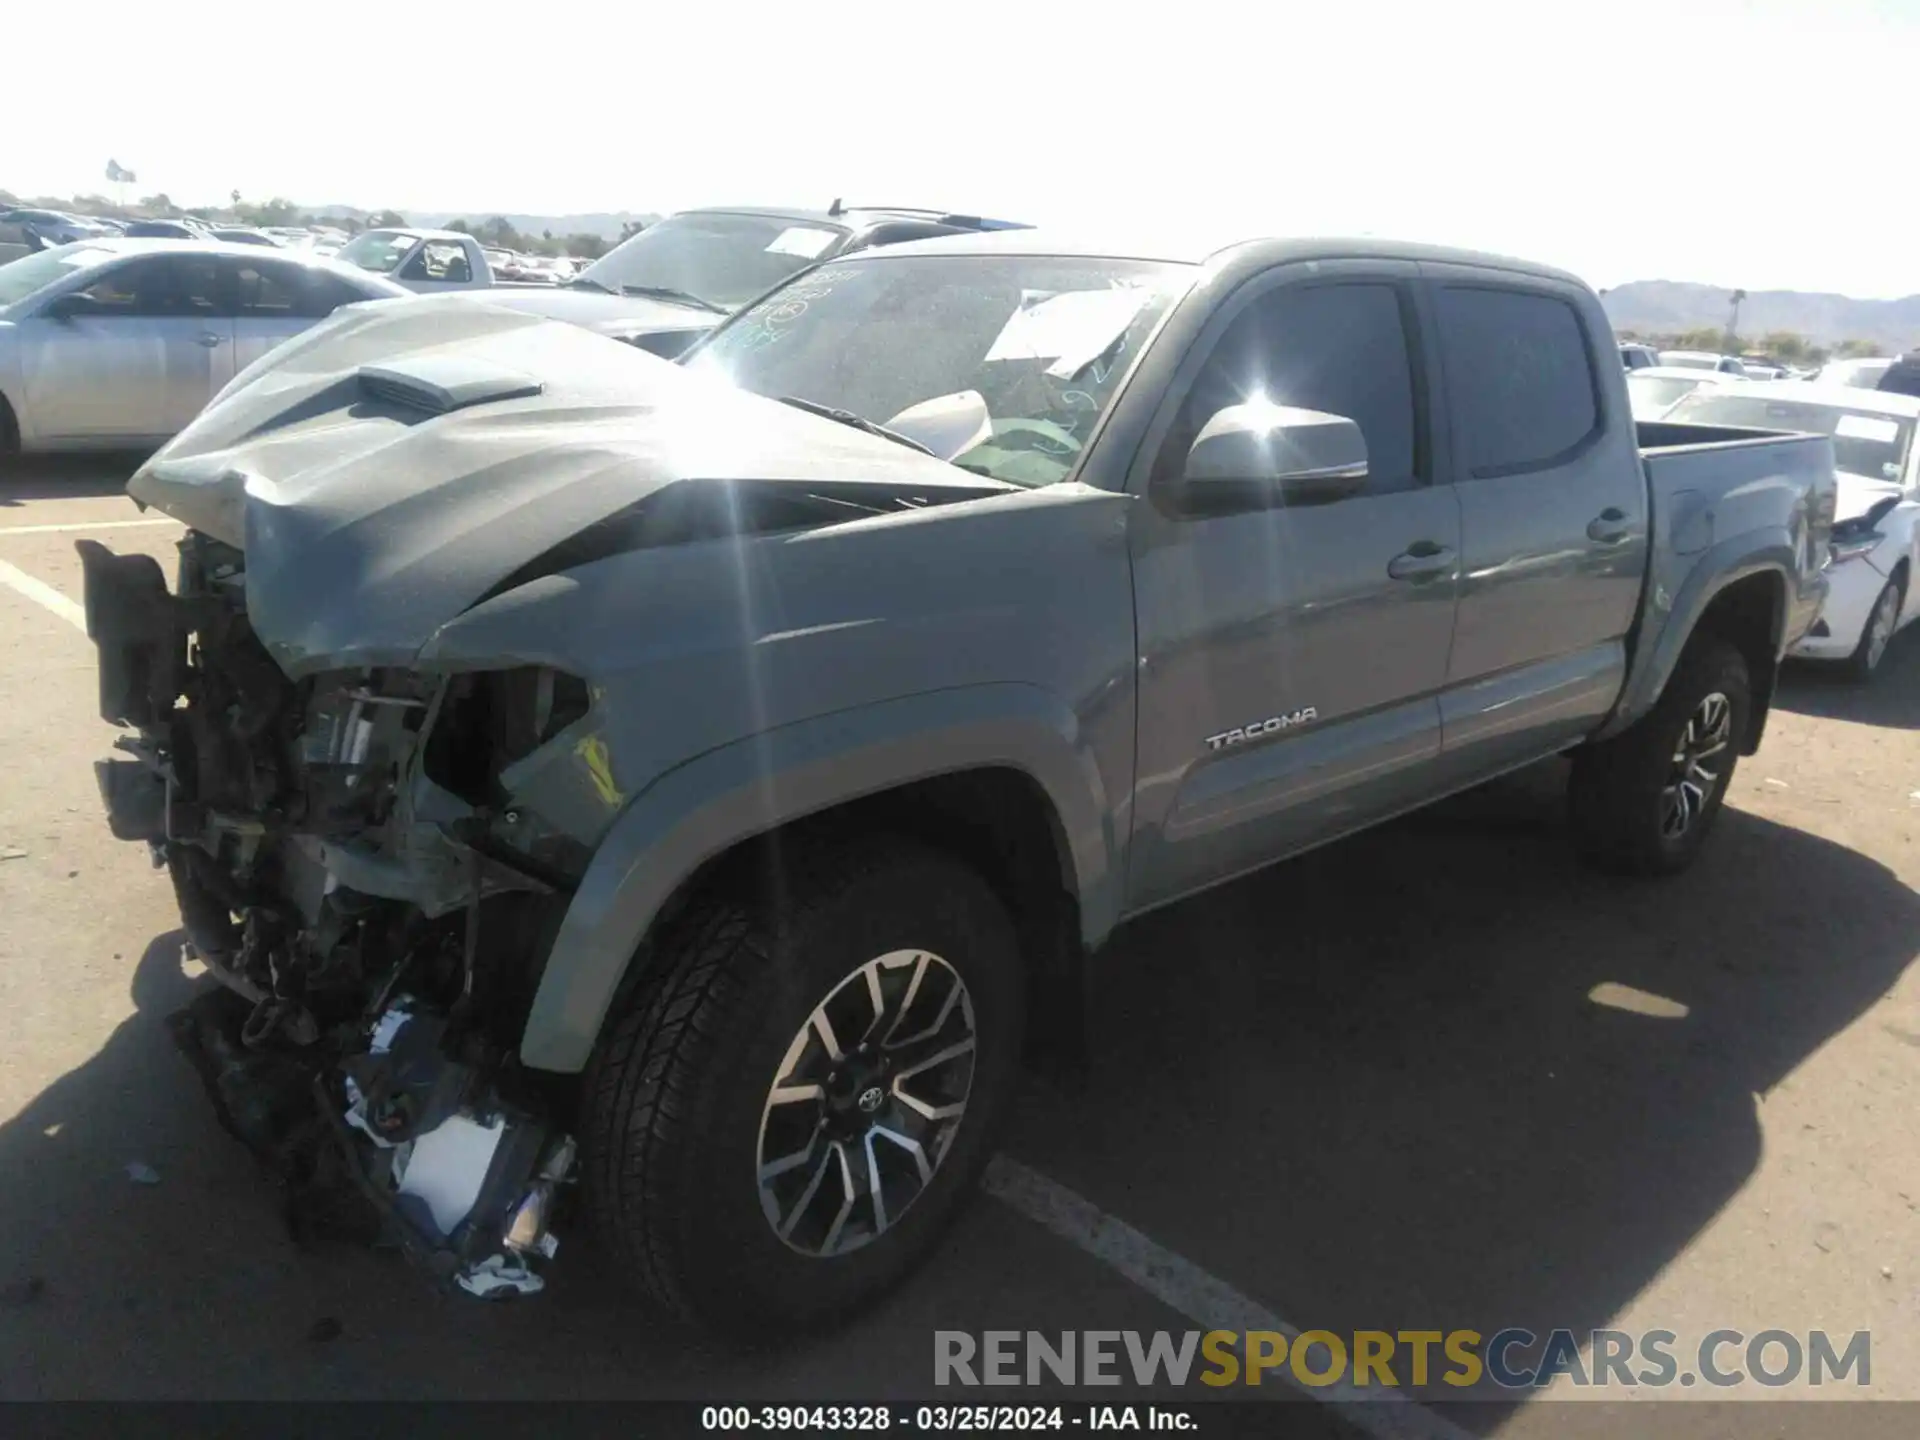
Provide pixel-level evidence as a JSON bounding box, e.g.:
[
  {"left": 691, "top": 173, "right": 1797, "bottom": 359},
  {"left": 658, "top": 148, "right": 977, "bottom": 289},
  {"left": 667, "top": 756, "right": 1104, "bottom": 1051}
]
[{"left": 833, "top": 226, "right": 1591, "bottom": 286}]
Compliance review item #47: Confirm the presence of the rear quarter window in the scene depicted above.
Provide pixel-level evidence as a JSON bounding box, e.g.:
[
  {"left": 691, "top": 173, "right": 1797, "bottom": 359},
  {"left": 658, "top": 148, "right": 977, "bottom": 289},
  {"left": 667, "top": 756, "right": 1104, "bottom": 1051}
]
[{"left": 1437, "top": 286, "right": 1600, "bottom": 477}]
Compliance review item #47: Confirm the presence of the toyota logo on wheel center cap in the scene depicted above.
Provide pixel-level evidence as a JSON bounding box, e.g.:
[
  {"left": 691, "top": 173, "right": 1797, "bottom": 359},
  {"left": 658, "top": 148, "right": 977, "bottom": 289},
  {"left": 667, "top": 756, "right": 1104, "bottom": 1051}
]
[{"left": 856, "top": 1085, "right": 885, "bottom": 1114}]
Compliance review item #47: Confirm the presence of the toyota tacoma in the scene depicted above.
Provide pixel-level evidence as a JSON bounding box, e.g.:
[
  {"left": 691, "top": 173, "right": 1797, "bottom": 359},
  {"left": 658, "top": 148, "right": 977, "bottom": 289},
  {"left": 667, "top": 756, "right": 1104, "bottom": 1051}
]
[{"left": 79, "top": 231, "right": 1837, "bottom": 1334}]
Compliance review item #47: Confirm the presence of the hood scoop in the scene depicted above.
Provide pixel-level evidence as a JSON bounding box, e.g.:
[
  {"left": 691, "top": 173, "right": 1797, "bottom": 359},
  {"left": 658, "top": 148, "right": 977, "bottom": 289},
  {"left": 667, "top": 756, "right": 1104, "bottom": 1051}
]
[{"left": 357, "top": 355, "right": 543, "bottom": 416}]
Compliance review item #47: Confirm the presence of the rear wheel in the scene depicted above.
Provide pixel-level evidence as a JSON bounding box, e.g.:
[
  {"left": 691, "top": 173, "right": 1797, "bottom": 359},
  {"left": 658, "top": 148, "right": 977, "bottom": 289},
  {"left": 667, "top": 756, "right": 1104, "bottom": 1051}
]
[
  {"left": 0, "top": 396, "right": 19, "bottom": 473},
  {"left": 1844, "top": 575, "right": 1903, "bottom": 683},
  {"left": 581, "top": 837, "right": 1025, "bottom": 1338},
  {"left": 1569, "top": 637, "right": 1750, "bottom": 876}
]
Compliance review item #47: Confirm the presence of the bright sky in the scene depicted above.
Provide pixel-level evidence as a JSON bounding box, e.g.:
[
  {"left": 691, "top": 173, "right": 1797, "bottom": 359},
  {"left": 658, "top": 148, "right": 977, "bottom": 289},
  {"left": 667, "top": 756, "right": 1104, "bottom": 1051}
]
[{"left": 4, "top": 0, "right": 1914, "bottom": 296}]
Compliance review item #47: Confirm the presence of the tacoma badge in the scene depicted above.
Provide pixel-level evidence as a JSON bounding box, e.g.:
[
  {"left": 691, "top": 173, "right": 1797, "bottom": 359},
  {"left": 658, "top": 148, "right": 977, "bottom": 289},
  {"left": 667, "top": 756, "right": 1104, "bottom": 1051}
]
[{"left": 1205, "top": 708, "right": 1318, "bottom": 752}]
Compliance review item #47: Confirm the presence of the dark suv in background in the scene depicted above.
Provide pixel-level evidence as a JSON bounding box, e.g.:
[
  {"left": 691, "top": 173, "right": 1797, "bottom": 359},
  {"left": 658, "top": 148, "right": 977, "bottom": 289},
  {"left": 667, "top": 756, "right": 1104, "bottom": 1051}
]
[{"left": 457, "top": 201, "right": 1031, "bottom": 357}]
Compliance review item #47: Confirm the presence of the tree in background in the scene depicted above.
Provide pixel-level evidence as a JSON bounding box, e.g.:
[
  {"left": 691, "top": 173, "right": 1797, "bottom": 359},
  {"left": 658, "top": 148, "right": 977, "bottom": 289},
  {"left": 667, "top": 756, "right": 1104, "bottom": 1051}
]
[
  {"left": 1834, "top": 338, "right": 1885, "bottom": 359},
  {"left": 1671, "top": 326, "right": 1730, "bottom": 352},
  {"left": 1722, "top": 288, "right": 1747, "bottom": 352},
  {"left": 1759, "top": 331, "right": 1816, "bottom": 365},
  {"left": 365, "top": 209, "right": 408, "bottom": 229}
]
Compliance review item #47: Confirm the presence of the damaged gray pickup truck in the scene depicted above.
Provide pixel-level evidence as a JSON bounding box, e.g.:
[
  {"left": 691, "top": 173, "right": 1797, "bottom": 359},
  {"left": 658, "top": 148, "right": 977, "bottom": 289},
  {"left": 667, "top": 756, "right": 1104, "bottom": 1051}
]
[{"left": 79, "top": 231, "right": 1837, "bottom": 1334}]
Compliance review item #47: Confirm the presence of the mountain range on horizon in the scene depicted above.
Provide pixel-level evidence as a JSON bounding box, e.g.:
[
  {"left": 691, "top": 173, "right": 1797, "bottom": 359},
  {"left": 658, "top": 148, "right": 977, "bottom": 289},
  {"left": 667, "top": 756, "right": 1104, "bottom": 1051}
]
[{"left": 1601, "top": 280, "right": 1920, "bottom": 352}]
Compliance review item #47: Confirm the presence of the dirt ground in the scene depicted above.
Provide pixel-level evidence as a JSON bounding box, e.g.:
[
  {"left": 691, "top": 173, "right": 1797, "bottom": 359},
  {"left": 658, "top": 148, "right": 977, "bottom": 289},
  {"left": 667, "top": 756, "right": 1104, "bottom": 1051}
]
[{"left": 1, "top": 460, "right": 1914, "bottom": 1436}]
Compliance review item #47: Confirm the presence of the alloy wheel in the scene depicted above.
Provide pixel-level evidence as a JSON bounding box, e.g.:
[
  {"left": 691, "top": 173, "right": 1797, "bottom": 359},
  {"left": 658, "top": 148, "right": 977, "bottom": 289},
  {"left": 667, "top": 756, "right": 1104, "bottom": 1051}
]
[
  {"left": 756, "top": 950, "right": 977, "bottom": 1258},
  {"left": 1866, "top": 585, "right": 1899, "bottom": 672},
  {"left": 1661, "top": 691, "right": 1732, "bottom": 840}
]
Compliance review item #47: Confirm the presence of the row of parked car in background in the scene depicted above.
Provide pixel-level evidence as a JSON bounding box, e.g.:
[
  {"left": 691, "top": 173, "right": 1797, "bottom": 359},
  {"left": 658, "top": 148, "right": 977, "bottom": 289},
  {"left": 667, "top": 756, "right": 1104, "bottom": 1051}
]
[
  {"left": 2, "top": 207, "right": 594, "bottom": 285},
  {"left": 1617, "top": 339, "right": 1920, "bottom": 679},
  {"left": 2, "top": 200, "right": 1915, "bottom": 693}
]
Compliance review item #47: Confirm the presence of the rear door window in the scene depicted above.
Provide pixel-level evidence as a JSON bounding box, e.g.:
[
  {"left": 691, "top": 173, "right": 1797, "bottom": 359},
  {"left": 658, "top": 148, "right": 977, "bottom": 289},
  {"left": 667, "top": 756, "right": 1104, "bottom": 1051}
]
[
  {"left": 226, "top": 260, "right": 305, "bottom": 319},
  {"left": 1436, "top": 287, "right": 1599, "bottom": 477}
]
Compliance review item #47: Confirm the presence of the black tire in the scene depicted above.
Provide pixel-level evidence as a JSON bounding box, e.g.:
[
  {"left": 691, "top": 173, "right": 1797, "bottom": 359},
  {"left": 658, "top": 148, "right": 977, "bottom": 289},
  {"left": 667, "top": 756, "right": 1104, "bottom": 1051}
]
[
  {"left": 581, "top": 835, "right": 1026, "bottom": 1338},
  {"left": 1569, "top": 636, "right": 1750, "bottom": 877},
  {"left": 1843, "top": 573, "right": 1904, "bottom": 683},
  {"left": 0, "top": 397, "right": 18, "bottom": 473}
]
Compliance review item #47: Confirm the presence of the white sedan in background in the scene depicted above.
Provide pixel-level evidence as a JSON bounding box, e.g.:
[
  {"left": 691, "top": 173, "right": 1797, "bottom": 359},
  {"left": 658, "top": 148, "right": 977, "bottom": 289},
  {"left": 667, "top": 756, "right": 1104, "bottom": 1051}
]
[
  {"left": 0, "top": 239, "right": 407, "bottom": 457},
  {"left": 1665, "top": 382, "right": 1920, "bottom": 679}
]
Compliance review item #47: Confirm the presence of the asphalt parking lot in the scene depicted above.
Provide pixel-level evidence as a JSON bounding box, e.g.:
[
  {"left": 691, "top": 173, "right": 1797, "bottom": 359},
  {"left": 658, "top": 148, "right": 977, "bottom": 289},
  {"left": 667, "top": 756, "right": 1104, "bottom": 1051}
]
[{"left": 1, "top": 460, "right": 1915, "bottom": 1436}]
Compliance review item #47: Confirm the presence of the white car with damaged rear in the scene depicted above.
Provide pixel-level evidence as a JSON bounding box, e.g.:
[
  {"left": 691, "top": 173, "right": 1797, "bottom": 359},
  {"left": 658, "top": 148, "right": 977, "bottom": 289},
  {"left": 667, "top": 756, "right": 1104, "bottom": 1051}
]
[
  {"left": 1663, "top": 382, "right": 1920, "bottom": 679},
  {"left": 0, "top": 240, "right": 407, "bottom": 457}
]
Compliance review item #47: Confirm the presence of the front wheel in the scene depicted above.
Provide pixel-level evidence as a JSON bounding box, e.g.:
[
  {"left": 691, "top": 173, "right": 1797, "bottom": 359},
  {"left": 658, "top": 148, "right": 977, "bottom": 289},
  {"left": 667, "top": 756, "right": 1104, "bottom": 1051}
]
[
  {"left": 581, "top": 837, "right": 1025, "bottom": 1337},
  {"left": 1569, "top": 637, "right": 1751, "bottom": 877},
  {"left": 1844, "top": 576, "right": 1903, "bottom": 683}
]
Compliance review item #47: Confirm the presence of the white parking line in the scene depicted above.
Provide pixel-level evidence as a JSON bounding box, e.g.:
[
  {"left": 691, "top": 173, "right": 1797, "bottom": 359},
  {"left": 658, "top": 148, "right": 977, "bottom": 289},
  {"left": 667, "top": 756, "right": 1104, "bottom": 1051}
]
[
  {"left": 983, "top": 1156, "right": 1472, "bottom": 1440},
  {"left": 0, "top": 558, "right": 86, "bottom": 632},
  {"left": 0, "top": 517, "right": 180, "bottom": 537}
]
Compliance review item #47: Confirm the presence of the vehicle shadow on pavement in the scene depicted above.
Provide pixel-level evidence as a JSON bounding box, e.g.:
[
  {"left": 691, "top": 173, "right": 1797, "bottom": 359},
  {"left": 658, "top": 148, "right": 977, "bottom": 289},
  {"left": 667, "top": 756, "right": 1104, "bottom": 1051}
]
[
  {"left": 1774, "top": 639, "right": 1920, "bottom": 730},
  {"left": 0, "top": 455, "right": 143, "bottom": 506},
  {"left": 1005, "top": 759, "right": 1920, "bottom": 1421}
]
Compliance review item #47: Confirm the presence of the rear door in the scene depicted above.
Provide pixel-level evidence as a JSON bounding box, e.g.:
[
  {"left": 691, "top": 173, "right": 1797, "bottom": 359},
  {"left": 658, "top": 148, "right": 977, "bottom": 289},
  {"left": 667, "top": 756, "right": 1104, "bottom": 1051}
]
[
  {"left": 155, "top": 253, "right": 236, "bottom": 434},
  {"left": 1125, "top": 264, "right": 1463, "bottom": 911},
  {"left": 1420, "top": 267, "right": 1649, "bottom": 775},
  {"left": 224, "top": 257, "right": 319, "bottom": 373}
]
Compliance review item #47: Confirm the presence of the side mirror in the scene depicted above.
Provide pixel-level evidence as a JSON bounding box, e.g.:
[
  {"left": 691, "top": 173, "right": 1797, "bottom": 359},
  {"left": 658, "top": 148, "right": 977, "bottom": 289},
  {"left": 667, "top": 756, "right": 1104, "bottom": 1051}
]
[
  {"left": 1170, "top": 402, "right": 1369, "bottom": 511},
  {"left": 883, "top": 390, "right": 993, "bottom": 462},
  {"left": 40, "top": 292, "right": 99, "bottom": 322}
]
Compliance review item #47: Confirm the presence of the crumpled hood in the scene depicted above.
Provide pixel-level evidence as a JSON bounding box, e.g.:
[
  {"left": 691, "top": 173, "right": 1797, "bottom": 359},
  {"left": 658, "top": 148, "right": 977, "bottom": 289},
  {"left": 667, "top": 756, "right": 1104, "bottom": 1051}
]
[{"left": 128, "top": 298, "right": 1010, "bottom": 678}]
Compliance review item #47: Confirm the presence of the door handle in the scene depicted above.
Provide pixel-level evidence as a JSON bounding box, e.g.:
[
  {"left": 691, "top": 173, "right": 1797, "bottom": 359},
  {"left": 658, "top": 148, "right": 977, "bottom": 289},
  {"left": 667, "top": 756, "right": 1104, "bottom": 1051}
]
[
  {"left": 1387, "top": 542, "right": 1455, "bottom": 583},
  {"left": 1587, "top": 508, "right": 1631, "bottom": 544},
  {"left": 195, "top": 332, "right": 225, "bottom": 347}
]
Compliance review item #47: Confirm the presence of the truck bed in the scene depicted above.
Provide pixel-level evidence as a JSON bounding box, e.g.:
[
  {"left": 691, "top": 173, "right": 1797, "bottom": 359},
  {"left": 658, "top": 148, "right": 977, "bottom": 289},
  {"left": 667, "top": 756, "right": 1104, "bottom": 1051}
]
[{"left": 1602, "top": 420, "right": 1837, "bottom": 741}]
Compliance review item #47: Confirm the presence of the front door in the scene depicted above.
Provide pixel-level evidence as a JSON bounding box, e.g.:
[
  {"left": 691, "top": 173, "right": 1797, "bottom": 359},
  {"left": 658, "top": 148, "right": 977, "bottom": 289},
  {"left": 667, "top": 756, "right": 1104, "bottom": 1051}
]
[
  {"left": 20, "top": 255, "right": 230, "bottom": 444},
  {"left": 1126, "top": 266, "right": 1463, "bottom": 912}
]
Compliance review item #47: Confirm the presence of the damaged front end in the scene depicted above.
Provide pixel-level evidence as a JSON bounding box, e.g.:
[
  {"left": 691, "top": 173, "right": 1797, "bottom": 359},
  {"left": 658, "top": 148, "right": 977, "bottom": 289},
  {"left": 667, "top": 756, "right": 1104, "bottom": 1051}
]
[{"left": 79, "top": 530, "right": 586, "bottom": 1298}]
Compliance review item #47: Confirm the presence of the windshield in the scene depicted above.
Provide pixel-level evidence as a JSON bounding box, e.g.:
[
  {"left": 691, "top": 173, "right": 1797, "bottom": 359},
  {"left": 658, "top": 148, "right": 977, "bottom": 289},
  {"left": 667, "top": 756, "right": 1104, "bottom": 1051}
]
[
  {"left": 0, "top": 244, "right": 113, "bottom": 308},
  {"left": 1626, "top": 373, "right": 1709, "bottom": 419},
  {"left": 1659, "top": 353, "right": 1721, "bottom": 371},
  {"left": 576, "top": 212, "right": 851, "bottom": 311},
  {"left": 1666, "top": 393, "right": 1916, "bottom": 481},
  {"left": 334, "top": 230, "right": 417, "bottom": 274},
  {"left": 690, "top": 254, "right": 1195, "bottom": 487}
]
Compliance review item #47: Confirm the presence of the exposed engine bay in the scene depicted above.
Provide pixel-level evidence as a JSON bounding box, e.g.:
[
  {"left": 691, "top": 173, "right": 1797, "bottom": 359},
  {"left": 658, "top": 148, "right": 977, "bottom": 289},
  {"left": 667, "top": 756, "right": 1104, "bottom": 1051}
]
[{"left": 78, "top": 529, "right": 587, "bottom": 1298}]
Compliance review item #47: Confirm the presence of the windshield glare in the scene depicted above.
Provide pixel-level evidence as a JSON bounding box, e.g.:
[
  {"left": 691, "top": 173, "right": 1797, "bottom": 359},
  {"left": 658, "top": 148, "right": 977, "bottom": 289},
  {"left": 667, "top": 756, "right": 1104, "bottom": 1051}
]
[
  {"left": 0, "top": 243, "right": 113, "bottom": 308},
  {"left": 690, "top": 255, "right": 1194, "bottom": 487},
  {"left": 1666, "top": 393, "right": 1916, "bottom": 480},
  {"left": 334, "top": 230, "right": 416, "bottom": 274},
  {"left": 577, "top": 212, "right": 850, "bottom": 310}
]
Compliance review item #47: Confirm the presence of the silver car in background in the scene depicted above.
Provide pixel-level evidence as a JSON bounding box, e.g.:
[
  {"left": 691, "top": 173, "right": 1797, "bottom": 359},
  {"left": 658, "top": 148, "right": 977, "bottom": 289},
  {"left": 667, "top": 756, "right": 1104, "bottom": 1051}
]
[{"left": 0, "top": 240, "right": 408, "bottom": 456}]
